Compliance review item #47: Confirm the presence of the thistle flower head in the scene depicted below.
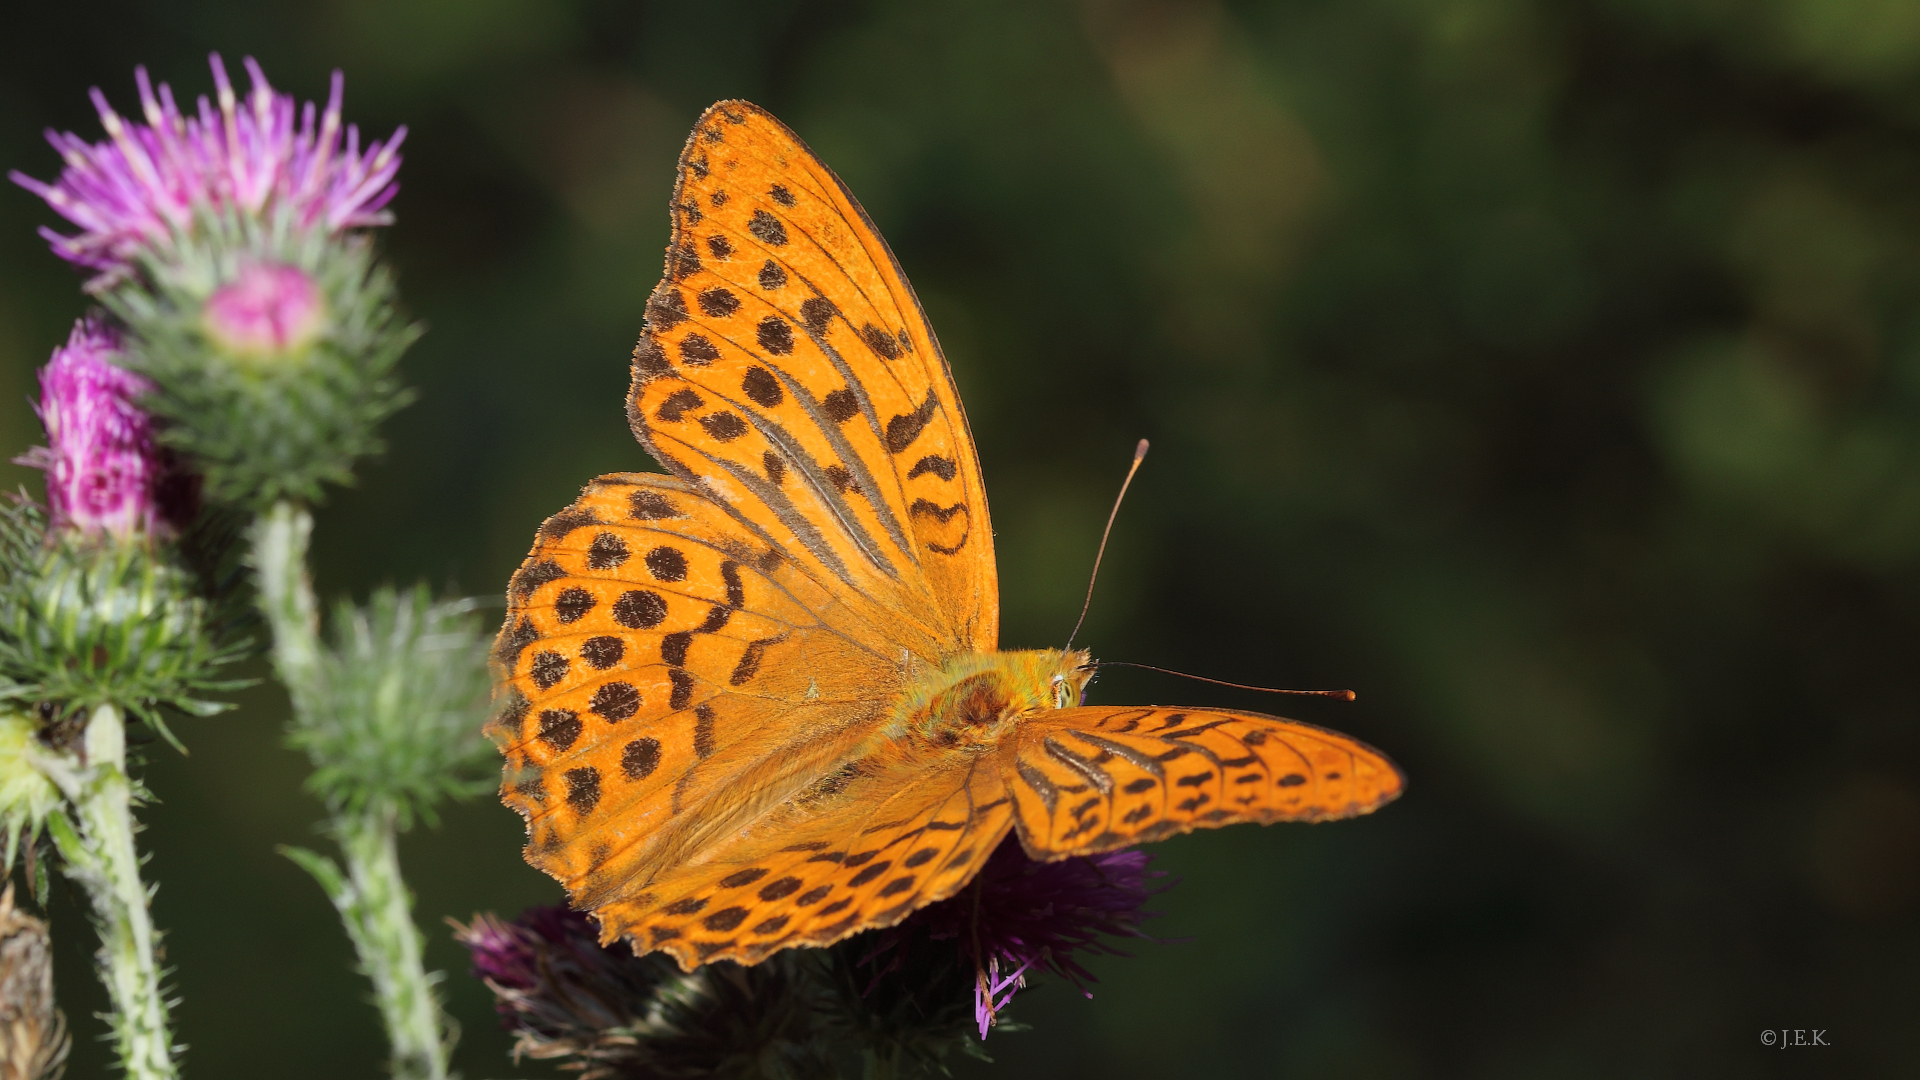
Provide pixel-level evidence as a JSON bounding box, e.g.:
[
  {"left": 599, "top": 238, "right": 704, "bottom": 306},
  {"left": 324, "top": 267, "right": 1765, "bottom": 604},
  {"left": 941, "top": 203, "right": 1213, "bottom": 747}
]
[
  {"left": 10, "top": 54, "right": 404, "bottom": 281},
  {"left": 18, "top": 319, "right": 177, "bottom": 539},
  {"left": 457, "top": 906, "right": 665, "bottom": 1040},
  {"left": 457, "top": 906, "right": 826, "bottom": 1078},
  {"left": 888, "top": 838, "right": 1169, "bottom": 1038}
]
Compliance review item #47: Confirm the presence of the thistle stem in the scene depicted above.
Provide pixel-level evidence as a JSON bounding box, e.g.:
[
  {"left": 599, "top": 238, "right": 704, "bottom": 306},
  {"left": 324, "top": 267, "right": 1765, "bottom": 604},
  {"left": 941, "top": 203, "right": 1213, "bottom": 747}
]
[
  {"left": 42, "top": 704, "right": 177, "bottom": 1080},
  {"left": 250, "top": 500, "right": 451, "bottom": 1080}
]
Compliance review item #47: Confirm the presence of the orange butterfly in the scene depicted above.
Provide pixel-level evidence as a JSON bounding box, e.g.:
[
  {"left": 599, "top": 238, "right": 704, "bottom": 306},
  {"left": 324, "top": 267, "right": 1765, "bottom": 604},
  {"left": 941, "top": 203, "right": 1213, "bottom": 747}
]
[{"left": 489, "top": 101, "right": 1404, "bottom": 971}]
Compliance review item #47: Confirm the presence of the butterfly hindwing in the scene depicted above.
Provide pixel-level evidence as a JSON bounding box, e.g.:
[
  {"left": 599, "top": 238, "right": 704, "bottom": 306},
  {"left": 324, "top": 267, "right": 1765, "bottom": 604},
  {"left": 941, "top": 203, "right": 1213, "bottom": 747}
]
[
  {"left": 1000, "top": 706, "right": 1406, "bottom": 858},
  {"left": 590, "top": 744, "right": 1014, "bottom": 970},
  {"left": 630, "top": 100, "right": 997, "bottom": 657}
]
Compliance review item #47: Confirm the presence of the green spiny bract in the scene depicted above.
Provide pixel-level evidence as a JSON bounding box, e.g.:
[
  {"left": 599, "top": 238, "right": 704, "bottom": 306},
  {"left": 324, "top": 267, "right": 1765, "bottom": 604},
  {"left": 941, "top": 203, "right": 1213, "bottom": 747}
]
[
  {"left": 287, "top": 585, "right": 495, "bottom": 828},
  {"left": 0, "top": 496, "right": 252, "bottom": 748},
  {"left": 101, "top": 208, "right": 418, "bottom": 511}
]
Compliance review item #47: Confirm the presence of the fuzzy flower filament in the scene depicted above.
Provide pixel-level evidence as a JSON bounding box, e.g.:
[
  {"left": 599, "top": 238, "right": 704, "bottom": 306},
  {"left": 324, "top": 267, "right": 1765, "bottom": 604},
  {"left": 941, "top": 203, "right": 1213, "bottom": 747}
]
[
  {"left": 890, "top": 839, "right": 1169, "bottom": 1038},
  {"left": 10, "top": 54, "right": 404, "bottom": 280}
]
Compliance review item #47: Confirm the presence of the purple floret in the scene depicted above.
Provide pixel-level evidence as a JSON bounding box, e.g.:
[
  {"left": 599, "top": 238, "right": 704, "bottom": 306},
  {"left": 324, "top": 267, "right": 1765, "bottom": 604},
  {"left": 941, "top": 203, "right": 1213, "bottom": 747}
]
[{"left": 11, "top": 54, "right": 404, "bottom": 280}]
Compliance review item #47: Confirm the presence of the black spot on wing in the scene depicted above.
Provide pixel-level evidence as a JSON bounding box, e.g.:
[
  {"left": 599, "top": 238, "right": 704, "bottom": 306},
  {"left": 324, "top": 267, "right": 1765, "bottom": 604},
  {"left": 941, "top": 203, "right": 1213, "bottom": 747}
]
[
  {"left": 622, "top": 737, "right": 660, "bottom": 779},
  {"left": 512, "top": 560, "right": 565, "bottom": 600},
  {"left": 758, "top": 260, "right": 787, "bottom": 290},
  {"left": 884, "top": 390, "right": 938, "bottom": 453},
  {"left": 822, "top": 389, "right": 859, "bottom": 424},
  {"left": 657, "top": 389, "right": 702, "bottom": 423},
  {"left": 633, "top": 337, "right": 671, "bottom": 380},
  {"left": 537, "top": 709, "right": 582, "bottom": 752},
  {"left": 669, "top": 243, "right": 700, "bottom": 281},
  {"left": 680, "top": 334, "right": 721, "bottom": 365},
  {"left": 661, "top": 632, "right": 692, "bottom": 667},
  {"left": 757, "top": 317, "right": 794, "bottom": 356},
  {"left": 530, "top": 651, "right": 569, "bottom": 690},
  {"left": 564, "top": 767, "right": 601, "bottom": 813},
  {"left": 629, "top": 491, "right": 683, "bottom": 520},
  {"left": 580, "top": 636, "right": 624, "bottom": 670},
  {"left": 612, "top": 590, "right": 667, "bottom": 629},
  {"left": 591, "top": 682, "right": 641, "bottom": 722},
  {"left": 721, "top": 560, "right": 745, "bottom": 607},
  {"left": 496, "top": 618, "right": 539, "bottom": 668},
  {"left": 696, "top": 287, "right": 740, "bottom": 318},
  {"left": 699, "top": 412, "right": 749, "bottom": 442},
  {"left": 859, "top": 323, "right": 900, "bottom": 360},
  {"left": 645, "top": 546, "right": 689, "bottom": 582},
  {"left": 587, "top": 532, "right": 630, "bottom": 570},
  {"left": 647, "top": 286, "right": 688, "bottom": 330},
  {"left": 742, "top": 366, "right": 783, "bottom": 408},
  {"left": 541, "top": 509, "right": 598, "bottom": 540},
  {"left": 748, "top": 210, "right": 788, "bottom": 245},
  {"left": 801, "top": 296, "right": 836, "bottom": 333},
  {"left": 907, "top": 455, "right": 956, "bottom": 481}
]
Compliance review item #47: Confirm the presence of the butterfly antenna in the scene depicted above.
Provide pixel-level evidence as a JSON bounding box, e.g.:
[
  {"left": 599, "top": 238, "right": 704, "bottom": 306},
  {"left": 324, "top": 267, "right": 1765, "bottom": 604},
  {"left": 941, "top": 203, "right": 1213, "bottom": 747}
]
[
  {"left": 1065, "top": 439, "right": 1150, "bottom": 651},
  {"left": 1095, "top": 661, "right": 1356, "bottom": 701}
]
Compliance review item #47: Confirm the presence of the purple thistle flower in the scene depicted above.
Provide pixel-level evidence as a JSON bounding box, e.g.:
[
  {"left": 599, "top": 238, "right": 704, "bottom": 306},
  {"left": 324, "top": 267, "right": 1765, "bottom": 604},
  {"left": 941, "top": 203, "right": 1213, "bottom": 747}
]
[
  {"left": 455, "top": 906, "right": 664, "bottom": 1054},
  {"left": 870, "top": 836, "right": 1171, "bottom": 1039},
  {"left": 17, "top": 319, "right": 175, "bottom": 538},
  {"left": 10, "top": 54, "right": 405, "bottom": 281}
]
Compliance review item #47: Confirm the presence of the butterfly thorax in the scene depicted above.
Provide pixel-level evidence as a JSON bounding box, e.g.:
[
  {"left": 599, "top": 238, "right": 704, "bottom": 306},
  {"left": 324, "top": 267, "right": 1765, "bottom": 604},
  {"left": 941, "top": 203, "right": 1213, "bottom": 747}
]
[{"left": 895, "top": 648, "right": 1092, "bottom": 751}]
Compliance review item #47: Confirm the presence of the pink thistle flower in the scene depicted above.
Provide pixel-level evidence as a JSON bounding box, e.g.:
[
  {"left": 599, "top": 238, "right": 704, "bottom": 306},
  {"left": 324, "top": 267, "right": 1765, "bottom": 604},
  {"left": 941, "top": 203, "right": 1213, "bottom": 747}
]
[
  {"left": 17, "top": 320, "right": 176, "bottom": 538},
  {"left": 10, "top": 54, "right": 405, "bottom": 281}
]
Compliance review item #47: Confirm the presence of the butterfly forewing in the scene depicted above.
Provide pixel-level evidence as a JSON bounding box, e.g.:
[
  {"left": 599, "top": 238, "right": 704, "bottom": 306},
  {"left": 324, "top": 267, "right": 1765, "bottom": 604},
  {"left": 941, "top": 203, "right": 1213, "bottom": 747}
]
[
  {"left": 1000, "top": 707, "right": 1405, "bottom": 858},
  {"left": 492, "top": 473, "right": 904, "bottom": 902},
  {"left": 630, "top": 101, "right": 997, "bottom": 657}
]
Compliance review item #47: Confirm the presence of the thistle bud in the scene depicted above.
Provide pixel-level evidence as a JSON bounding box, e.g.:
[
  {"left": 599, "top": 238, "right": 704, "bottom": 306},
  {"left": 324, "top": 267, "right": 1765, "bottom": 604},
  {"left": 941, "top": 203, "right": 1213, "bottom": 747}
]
[
  {"left": 17, "top": 320, "right": 178, "bottom": 539},
  {"left": 12, "top": 54, "right": 416, "bottom": 509}
]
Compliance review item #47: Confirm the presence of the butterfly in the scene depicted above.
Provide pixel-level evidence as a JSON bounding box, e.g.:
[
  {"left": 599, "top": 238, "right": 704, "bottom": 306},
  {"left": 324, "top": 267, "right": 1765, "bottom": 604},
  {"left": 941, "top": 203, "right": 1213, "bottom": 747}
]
[{"left": 489, "top": 101, "right": 1404, "bottom": 971}]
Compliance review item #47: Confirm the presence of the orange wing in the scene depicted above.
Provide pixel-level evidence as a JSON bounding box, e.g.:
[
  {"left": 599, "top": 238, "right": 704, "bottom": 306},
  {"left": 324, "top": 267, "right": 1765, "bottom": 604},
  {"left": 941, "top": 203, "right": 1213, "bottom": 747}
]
[
  {"left": 491, "top": 473, "right": 904, "bottom": 923},
  {"left": 590, "top": 743, "right": 1015, "bottom": 970},
  {"left": 999, "top": 706, "right": 1405, "bottom": 858},
  {"left": 629, "top": 100, "right": 997, "bottom": 657}
]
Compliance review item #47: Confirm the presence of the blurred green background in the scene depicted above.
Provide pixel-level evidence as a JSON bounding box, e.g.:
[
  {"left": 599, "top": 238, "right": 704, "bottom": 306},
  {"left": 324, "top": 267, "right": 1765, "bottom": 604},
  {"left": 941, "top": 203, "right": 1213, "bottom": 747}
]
[{"left": 4, "top": 0, "right": 1919, "bottom": 1075}]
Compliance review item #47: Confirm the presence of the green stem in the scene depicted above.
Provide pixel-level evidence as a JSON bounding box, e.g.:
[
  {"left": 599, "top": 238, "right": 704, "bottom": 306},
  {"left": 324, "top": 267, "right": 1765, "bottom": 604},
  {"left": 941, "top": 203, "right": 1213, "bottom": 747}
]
[
  {"left": 284, "top": 806, "right": 450, "bottom": 1080},
  {"left": 250, "top": 501, "right": 451, "bottom": 1080},
  {"left": 40, "top": 704, "right": 177, "bottom": 1080}
]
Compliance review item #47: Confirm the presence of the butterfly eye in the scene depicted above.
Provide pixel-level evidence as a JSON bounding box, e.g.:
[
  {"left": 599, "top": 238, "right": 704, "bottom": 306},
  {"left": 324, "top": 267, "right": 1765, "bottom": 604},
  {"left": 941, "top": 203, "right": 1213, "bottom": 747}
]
[{"left": 1051, "top": 674, "right": 1071, "bottom": 710}]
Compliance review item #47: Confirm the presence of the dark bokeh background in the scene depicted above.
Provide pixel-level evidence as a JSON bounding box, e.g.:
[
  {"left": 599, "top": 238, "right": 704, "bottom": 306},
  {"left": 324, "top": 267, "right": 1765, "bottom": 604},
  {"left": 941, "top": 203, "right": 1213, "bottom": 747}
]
[{"left": 4, "top": 0, "right": 1919, "bottom": 1075}]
